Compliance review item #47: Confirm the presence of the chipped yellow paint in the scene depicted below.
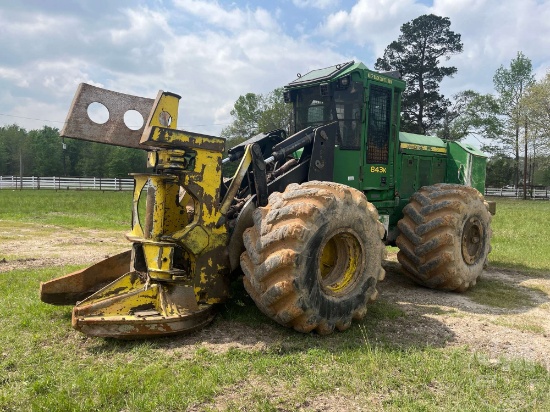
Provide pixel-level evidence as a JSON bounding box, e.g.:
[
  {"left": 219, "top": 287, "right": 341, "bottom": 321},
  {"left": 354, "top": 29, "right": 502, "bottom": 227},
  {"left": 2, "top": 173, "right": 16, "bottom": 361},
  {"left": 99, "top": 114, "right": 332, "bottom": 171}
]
[
  {"left": 148, "top": 91, "right": 180, "bottom": 129},
  {"left": 74, "top": 272, "right": 160, "bottom": 317},
  {"left": 146, "top": 127, "right": 226, "bottom": 149},
  {"left": 127, "top": 174, "right": 181, "bottom": 242},
  {"left": 142, "top": 243, "right": 174, "bottom": 280},
  {"left": 155, "top": 150, "right": 187, "bottom": 169},
  {"left": 162, "top": 180, "right": 188, "bottom": 234},
  {"left": 128, "top": 175, "right": 148, "bottom": 239}
]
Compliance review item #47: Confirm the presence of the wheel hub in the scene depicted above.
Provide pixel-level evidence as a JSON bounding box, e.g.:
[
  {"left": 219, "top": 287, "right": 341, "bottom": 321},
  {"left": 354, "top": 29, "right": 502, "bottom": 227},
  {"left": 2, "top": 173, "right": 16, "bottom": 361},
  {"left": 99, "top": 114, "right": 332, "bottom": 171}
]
[
  {"left": 319, "top": 229, "right": 363, "bottom": 296},
  {"left": 462, "top": 217, "right": 484, "bottom": 265}
]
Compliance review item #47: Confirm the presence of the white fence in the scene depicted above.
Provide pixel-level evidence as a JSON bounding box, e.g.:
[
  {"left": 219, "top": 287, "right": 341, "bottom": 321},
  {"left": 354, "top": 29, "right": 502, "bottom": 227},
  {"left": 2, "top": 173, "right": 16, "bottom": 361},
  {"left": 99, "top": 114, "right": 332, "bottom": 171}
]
[
  {"left": 0, "top": 176, "right": 134, "bottom": 191},
  {"left": 485, "top": 187, "right": 549, "bottom": 199},
  {"left": 1, "top": 176, "right": 548, "bottom": 198}
]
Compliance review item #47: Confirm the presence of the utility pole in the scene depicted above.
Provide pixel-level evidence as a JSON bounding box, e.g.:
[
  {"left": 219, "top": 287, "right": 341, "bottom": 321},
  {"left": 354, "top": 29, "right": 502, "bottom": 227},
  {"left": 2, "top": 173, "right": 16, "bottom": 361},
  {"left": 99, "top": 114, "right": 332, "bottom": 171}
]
[
  {"left": 19, "top": 145, "right": 23, "bottom": 190},
  {"left": 523, "top": 120, "right": 533, "bottom": 200},
  {"left": 62, "top": 137, "right": 66, "bottom": 176}
]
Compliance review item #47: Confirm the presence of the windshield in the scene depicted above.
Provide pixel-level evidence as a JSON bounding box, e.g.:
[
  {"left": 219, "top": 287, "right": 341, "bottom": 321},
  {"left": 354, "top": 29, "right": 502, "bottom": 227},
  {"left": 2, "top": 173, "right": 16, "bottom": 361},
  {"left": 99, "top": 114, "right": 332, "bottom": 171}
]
[{"left": 294, "top": 82, "right": 364, "bottom": 150}]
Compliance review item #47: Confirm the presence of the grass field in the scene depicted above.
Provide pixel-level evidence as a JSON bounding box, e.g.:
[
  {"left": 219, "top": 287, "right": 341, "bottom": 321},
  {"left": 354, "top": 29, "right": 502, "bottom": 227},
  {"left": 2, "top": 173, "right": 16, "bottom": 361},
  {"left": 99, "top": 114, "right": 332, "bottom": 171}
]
[
  {"left": 1, "top": 191, "right": 549, "bottom": 411},
  {"left": 486, "top": 197, "right": 550, "bottom": 273},
  {"left": 0, "top": 190, "right": 132, "bottom": 230}
]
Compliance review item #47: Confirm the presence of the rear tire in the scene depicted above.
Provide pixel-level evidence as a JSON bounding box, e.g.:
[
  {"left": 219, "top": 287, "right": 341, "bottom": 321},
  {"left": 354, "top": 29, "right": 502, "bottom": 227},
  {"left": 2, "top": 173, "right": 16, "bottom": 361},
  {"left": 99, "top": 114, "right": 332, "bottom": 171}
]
[
  {"left": 240, "top": 181, "right": 385, "bottom": 334},
  {"left": 396, "top": 184, "right": 492, "bottom": 292}
]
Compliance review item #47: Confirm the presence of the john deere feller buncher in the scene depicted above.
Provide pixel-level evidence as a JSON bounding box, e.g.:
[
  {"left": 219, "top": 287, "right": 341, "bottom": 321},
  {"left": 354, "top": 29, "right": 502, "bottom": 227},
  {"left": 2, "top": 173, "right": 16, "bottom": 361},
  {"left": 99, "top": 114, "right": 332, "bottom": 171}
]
[{"left": 40, "top": 61, "right": 493, "bottom": 338}]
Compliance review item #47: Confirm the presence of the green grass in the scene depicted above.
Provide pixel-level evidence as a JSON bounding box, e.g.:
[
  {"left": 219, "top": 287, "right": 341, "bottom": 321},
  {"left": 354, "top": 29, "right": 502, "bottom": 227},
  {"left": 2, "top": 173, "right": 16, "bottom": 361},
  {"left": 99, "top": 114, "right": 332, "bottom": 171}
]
[
  {"left": 488, "top": 197, "right": 550, "bottom": 274},
  {"left": 0, "top": 190, "right": 132, "bottom": 230},
  {"left": 1, "top": 268, "right": 549, "bottom": 411},
  {"left": 466, "top": 278, "right": 539, "bottom": 309},
  {"left": 492, "top": 317, "right": 546, "bottom": 335}
]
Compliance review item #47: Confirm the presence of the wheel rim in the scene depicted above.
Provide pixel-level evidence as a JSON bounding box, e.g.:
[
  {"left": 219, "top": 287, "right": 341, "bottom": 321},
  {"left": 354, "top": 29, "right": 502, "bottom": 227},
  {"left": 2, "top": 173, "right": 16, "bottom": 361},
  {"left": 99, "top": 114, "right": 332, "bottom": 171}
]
[
  {"left": 319, "top": 229, "right": 363, "bottom": 296},
  {"left": 462, "top": 217, "right": 484, "bottom": 265}
]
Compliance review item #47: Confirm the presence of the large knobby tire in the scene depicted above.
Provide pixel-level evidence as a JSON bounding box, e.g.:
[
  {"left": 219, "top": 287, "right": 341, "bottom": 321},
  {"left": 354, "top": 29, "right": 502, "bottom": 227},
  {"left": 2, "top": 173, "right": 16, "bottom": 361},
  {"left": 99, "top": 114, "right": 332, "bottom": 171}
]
[
  {"left": 396, "top": 183, "right": 492, "bottom": 292},
  {"left": 240, "top": 181, "right": 385, "bottom": 335}
]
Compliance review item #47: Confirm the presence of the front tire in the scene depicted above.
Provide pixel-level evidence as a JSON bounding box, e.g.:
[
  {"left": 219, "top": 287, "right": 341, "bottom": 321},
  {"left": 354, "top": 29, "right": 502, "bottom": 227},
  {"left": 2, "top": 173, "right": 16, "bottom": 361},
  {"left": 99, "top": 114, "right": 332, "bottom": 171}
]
[
  {"left": 396, "top": 184, "right": 492, "bottom": 292},
  {"left": 240, "top": 181, "right": 385, "bottom": 334}
]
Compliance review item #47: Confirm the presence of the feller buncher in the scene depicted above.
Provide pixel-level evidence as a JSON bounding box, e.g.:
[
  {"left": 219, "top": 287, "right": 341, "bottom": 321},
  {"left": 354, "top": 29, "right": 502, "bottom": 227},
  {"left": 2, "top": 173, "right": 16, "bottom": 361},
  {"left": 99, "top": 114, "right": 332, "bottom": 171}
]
[{"left": 40, "top": 61, "right": 494, "bottom": 338}]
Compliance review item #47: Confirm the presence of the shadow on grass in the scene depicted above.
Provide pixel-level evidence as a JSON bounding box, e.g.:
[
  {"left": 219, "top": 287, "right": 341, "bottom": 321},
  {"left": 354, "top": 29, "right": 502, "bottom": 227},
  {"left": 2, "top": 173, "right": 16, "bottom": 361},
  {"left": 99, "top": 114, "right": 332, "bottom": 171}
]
[
  {"left": 489, "top": 261, "right": 550, "bottom": 278},
  {"left": 83, "top": 278, "right": 458, "bottom": 357},
  {"left": 79, "top": 260, "right": 548, "bottom": 356},
  {"left": 381, "top": 260, "right": 550, "bottom": 316}
]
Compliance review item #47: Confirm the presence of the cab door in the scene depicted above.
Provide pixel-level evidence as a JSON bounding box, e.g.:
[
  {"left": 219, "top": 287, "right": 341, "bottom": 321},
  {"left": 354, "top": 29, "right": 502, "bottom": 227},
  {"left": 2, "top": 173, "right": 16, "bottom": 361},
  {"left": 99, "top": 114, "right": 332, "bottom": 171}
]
[{"left": 361, "top": 84, "right": 393, "bottom": 191}]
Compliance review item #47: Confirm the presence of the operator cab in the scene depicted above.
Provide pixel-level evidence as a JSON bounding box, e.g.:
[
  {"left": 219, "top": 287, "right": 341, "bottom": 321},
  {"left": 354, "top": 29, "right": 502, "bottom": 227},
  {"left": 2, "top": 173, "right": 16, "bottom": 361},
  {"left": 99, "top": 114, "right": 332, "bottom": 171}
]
[{"left": 284, "top": 61, "right": 405, "bottom": 197}]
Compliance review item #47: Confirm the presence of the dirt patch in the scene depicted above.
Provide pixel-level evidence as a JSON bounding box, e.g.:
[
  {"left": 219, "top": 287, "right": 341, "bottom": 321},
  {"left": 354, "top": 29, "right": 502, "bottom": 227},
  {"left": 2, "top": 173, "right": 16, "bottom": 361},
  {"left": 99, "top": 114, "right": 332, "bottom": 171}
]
[
  {"left": 380, "top": 256, "right": 550, "bottom": 370},
  {"left": 187, "top": 379, "right": 374, "bottom": 412},
  {"left": 0, "top": 221, "right": 128, "bottom": 272}
]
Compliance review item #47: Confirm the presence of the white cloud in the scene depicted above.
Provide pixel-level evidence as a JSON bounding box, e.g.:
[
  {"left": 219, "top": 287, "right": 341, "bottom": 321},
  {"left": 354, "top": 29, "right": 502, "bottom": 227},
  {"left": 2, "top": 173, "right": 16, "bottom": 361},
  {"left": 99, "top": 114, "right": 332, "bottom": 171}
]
[
  {"left": 172, "top": 0, "right": 278, "bottom": 32},
  {"left": 430, "top": 0, "right": 550, "bottom": 95},
  {"left": 1, "top": 12, "right": 74, "bottom": 36},
  {"left": 0, "top": 68, "right": 30, "bottom": 88},
  {"left": 151, "top": 19, "right": 346, "bottom": 132},
  {"left": 5, "top": 99, "right": 69, "bottom": 131},
  {"left": 110, "top": 7, "right": 171, "bottom": 45},
  {"left": 292, "top": 0, "right": 337, "bottom": 9},
  {"left": 321, "top": 0, "right": 429, "bottom": 51},
  {"left": 433, "top": 0, "right": 550, "bottom": 63}
]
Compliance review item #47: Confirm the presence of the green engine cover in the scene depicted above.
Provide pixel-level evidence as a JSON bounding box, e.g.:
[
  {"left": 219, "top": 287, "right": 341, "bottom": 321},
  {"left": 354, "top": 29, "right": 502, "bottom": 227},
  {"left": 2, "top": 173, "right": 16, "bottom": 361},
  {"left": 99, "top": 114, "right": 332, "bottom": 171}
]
[{"left": 446, "top": 141, "right": 488, "bottom": 193}]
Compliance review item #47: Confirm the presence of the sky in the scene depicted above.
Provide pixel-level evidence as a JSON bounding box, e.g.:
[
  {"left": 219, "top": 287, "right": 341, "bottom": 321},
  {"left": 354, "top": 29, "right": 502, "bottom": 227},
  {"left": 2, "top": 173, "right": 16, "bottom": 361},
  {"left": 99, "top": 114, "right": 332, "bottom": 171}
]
[{"left": 1, "top": 0, "right": 550, "bottom": 141}]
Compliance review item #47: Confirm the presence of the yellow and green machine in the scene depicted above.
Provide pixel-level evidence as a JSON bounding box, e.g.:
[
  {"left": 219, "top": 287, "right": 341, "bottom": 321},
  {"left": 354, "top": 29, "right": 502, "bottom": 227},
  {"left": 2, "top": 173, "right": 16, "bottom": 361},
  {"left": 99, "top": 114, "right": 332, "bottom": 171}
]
[{"left": 40, "top": 61, "right": 494, "bottom": 338}]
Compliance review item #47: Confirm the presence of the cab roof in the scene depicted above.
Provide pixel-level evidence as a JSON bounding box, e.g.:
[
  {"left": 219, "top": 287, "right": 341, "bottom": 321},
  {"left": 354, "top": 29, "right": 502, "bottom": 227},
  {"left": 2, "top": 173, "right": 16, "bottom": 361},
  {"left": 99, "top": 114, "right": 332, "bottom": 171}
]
[
  {"left": 285, "top": 61, "right": 405, "bottom": 90},
  {"left": 286, "top": 61, "right": 364, "bottom": 87}
]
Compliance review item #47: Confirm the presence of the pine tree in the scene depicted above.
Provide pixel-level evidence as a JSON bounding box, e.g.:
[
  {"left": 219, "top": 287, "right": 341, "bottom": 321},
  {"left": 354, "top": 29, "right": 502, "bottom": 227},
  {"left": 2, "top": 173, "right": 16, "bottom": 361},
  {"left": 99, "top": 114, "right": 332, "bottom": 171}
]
[{"left": 375, "top": 14, "right": 463, "bottom": 134}]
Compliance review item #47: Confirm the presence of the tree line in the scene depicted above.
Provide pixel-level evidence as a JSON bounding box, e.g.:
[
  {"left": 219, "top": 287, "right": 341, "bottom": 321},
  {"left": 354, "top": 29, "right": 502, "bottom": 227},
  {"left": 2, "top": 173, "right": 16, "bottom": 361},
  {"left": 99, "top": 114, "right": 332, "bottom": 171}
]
[{"left": 0, "top": 124, "right": 147, "bottom": 178}]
